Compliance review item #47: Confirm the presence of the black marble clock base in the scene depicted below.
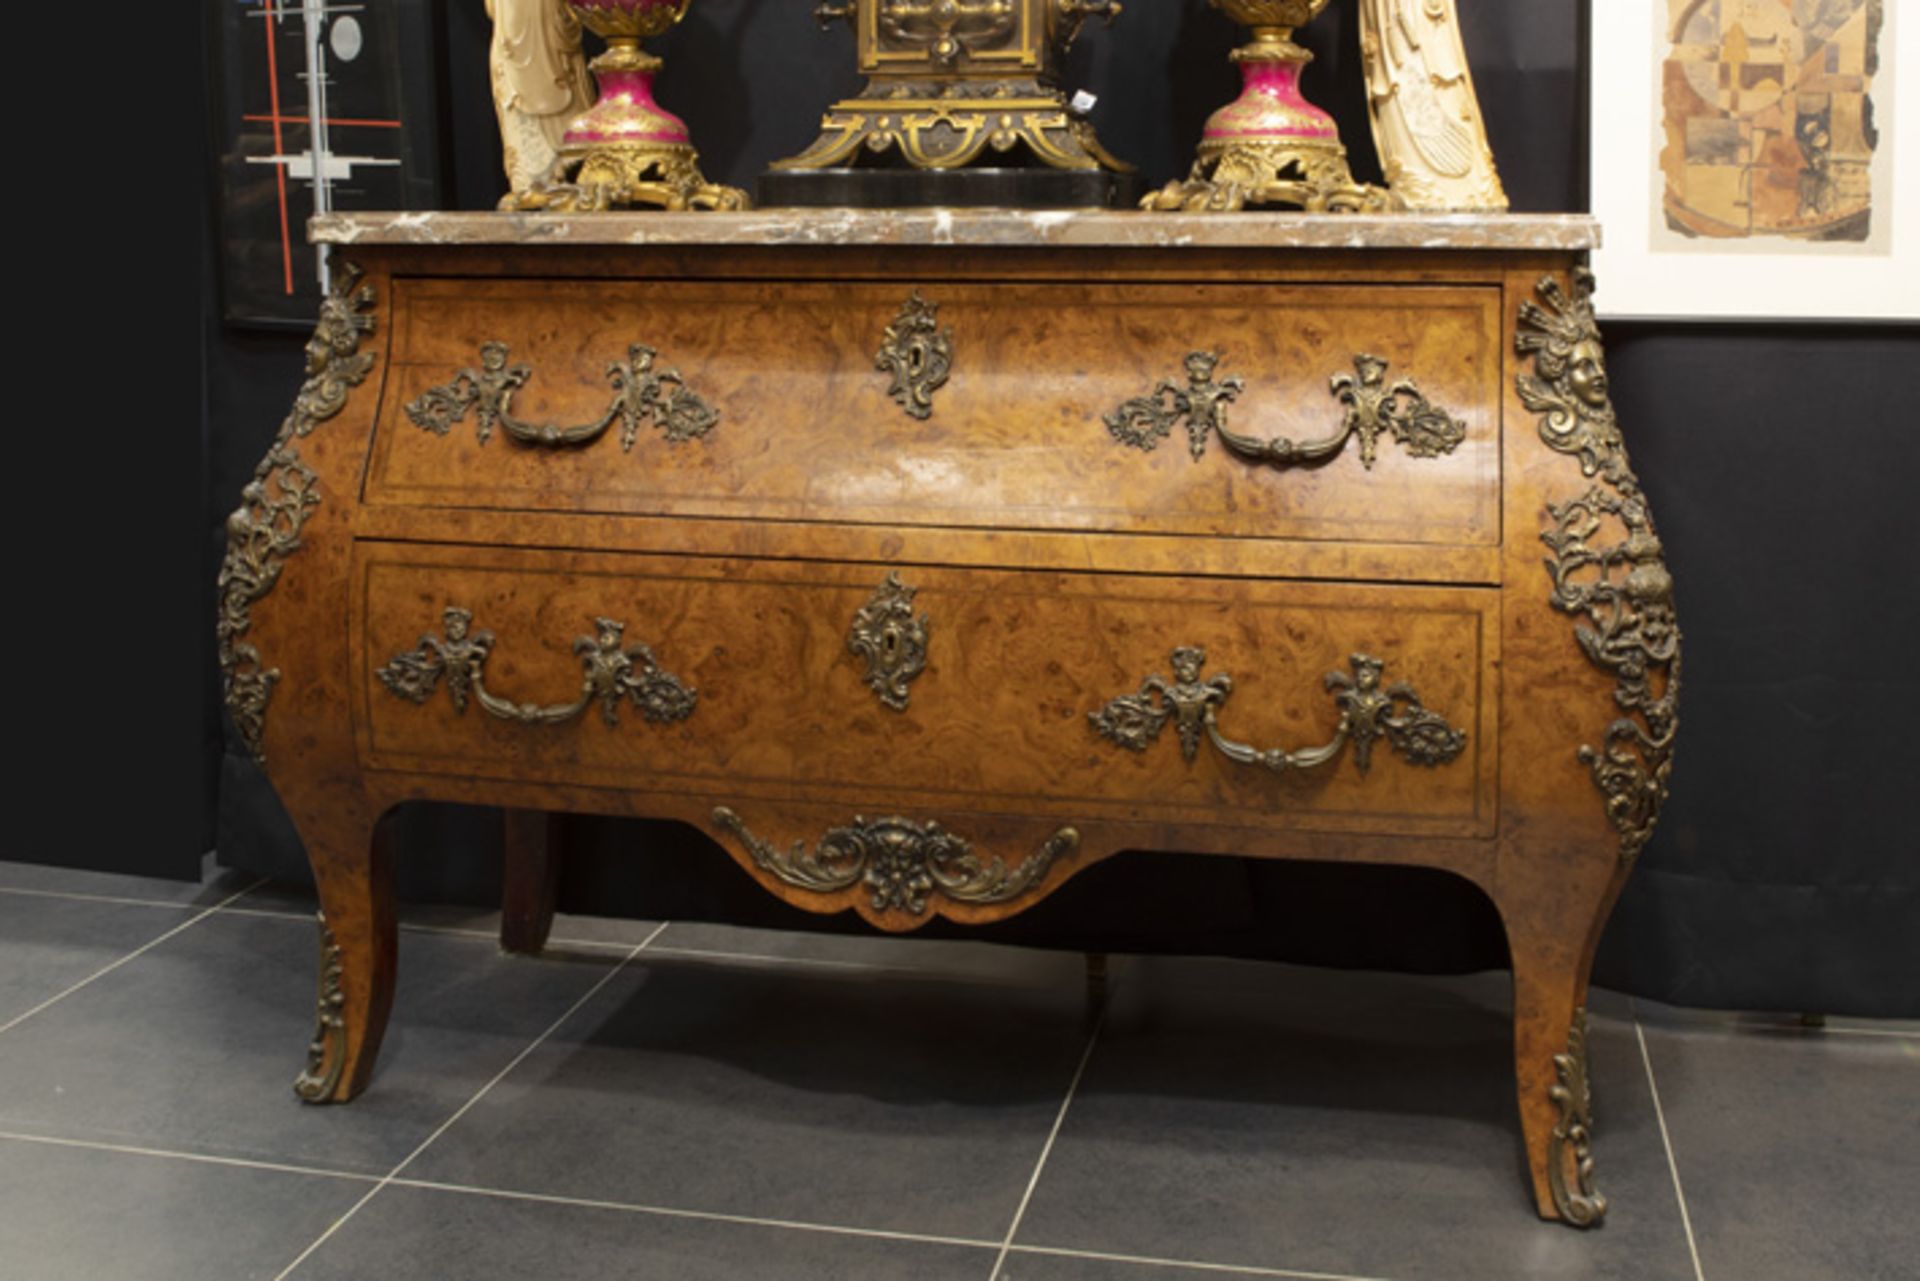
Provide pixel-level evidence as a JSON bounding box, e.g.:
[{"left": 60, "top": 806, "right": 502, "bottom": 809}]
[{"left": 758, "top": 167, "right": 1141, "bottom": 210}]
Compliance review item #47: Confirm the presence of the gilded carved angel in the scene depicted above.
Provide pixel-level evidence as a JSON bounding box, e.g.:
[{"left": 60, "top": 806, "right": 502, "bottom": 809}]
[
  {"left": 485, "top": 0, "right": 595, "bottom": 194},
  {"left": 1356, "top": 0, "right": 1507, "bottom": 210}
]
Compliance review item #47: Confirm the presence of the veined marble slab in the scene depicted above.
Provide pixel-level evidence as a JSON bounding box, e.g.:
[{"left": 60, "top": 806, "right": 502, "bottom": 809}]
[{"left": 309, "top": 209, "right": 1600, "bottom": 251}]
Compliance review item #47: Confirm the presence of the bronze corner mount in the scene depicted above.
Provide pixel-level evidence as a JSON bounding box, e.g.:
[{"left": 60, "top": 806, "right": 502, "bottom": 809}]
[
  {"left": 218, "top": 264, "right": 379, "bottom": 766},
  {"left": 1520, "top": 270, "right": 1681, "bottom": 864}
]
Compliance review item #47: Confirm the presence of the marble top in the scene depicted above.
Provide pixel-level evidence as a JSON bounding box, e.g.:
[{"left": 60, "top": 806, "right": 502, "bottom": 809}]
[{"left": 310, "top": 209, "right": 1600, "bottom": 251}]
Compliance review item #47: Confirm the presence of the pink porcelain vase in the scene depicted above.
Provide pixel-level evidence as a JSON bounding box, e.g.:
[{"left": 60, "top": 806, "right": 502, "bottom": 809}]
[
  {"left": 508, "top": 0, "right": 747, "bottom": 211},
  {"left": 561, "top": 0, "right": 695, "bottom": 154}
]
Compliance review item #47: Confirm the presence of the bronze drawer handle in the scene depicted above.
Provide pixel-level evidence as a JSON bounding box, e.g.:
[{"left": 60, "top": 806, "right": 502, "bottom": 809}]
[
  {"left": 1105, "top": 352, "right": 1466, "bottom": 470},
  {"left": 404, "top": 340, "right": 718, "bottom": 451},
  {"left": 1091, "top": 649, "right": 1466, "bottom": 775},
  {"left": 712, "top": 806, "right": 1079, "bottom": 917},
  {"left": 377, "top": 606, "right": 697, "bottom": 728}
]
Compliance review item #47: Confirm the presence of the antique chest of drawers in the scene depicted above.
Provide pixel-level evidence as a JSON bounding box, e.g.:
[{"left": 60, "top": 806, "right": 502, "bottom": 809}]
[{"left": 218, "top": 210, "right": 1678, "bottom": 1227}]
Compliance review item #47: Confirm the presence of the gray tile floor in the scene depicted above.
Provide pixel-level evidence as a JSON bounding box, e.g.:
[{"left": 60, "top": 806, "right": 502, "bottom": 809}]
[{"left": 1, "top": 859, "right": 1912, "bottom": 1281}]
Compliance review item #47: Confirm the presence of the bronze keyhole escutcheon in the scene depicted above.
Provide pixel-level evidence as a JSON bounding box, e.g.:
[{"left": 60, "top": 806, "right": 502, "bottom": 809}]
[{"left": 848, "top": 573, "right": 931, "bottom": 712}]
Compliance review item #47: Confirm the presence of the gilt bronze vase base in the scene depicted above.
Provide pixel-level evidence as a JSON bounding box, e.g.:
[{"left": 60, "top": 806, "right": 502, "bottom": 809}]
[
  {"left": 1142, "top": 137, "right": 1396, "bottom": 214},
  {"left": 769, "top": 80, "right": 1133, "bottom": 176},
  {"left": 1151, "top": 7, "right": 1396, "bottom": 215},
  {"left": 759, "top": 166, "right": 1141, "bottom": 211},
  {"left": 504, "top": 145, "right": 750, "bottom": 213}
]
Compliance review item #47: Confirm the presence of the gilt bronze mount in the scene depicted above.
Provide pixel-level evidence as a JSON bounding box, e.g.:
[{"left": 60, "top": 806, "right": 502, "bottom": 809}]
[
  {"left": 712, "top": 806, "right": 1079, "bottom": 918},
  {"left": 1092, "top": 649, "right": 1466, "bottom": 777},
  {"left": 848, "top": 573, "right": 931, "bottom": 712},
  {"left": 504, "top": 0, "right": 748, "bottom": 212},
  {"left": 764, "top": 0, "right": 1135, "bottom": 207},
  {"left": 1548, "top": 1008, "right": 1607, "bottom": 1226},
  {"left": 1145, "top": 0, "right": 1395, "bottom": 213},
  {"left": 378, "top": 606, "right": 698, "bottom": 729},
  {"left": 877, "top": 292, "right": 954, "bottom": 420},
  {"left": 1106, "top": 351, "right": 1465, "bottom": 470},
  {"left": 292, "top": 914, "right": 347, "bottom": 1103},
  {"left": 405, "top": 340, "right": 718, "bottom": 453},
  {"left": 1519, "top": 271, "right": 1680, "bottom": 865},
  {"left": 218, "top": 265, "right": 378, "bottom": 766}
]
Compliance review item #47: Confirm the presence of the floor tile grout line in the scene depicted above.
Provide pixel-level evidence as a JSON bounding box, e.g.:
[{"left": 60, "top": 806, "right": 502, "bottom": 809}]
[
  {"left": 0, "top": 1131, "right": 383, "bottom": 1185},
  {"left": 1632, "top": 998, "right": 1707, "bottom": 1281},
  {"left": 0, "top": 885, "right": 268, "bottom": 912},
  {"left": 0, "top": 880, "right": 1105, "bottom": 979},
  {"left": 1006, "top": 1242, "right": 1401, "bottom": 1281},
  {"left": 1627, "top": 1011, "right": 1920, "bottom": 1040},
  {"left": 209, "top": 875, "right": 273, "bottom": 912},
  {"left": 271, "top": 919, "right": 671, "bottom": 1281},
  {"left": 0, "top": 1128, "right": 996, "bottom": 1256},
  {"left": 24, "top": 872, "right": 1912, "bottom": 1040},
  {"left": 0, "top": 877, "right": 268, "bottom": 1036},
  {"left": 0, "top": 1131, "right": 1395, "bottom": 1280},
  {"left": 388, "top": 1175, "right": 1005, "bottom": 1252},
  {"left": 2, "top": 1127, "right": 1371, "bottom": 1272},
  {"left": 644, "top": 942, "right": 1073, "bottom": 987},
  {"left": 214, "top": 904, "right": 648, "bottom": 954},
  {"left": 987, "top": 1005, "right": 1108, "bottom": 1281},
  {"left": 647, "top": 942, "right": 927, "bottom": 972}
]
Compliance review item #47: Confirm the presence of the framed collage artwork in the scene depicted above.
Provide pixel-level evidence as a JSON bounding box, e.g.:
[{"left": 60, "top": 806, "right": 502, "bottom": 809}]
[{"left": 1590, "top": 0, "right": 1917, "bottom": 320}]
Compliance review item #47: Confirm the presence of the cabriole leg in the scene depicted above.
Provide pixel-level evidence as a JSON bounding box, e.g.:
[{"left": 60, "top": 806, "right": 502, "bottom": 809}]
[
  {"left": 1505, "top": 912, "right": 1607, "bottom": 1227},
  {"left": 292, "top": 806, "right": 397, "bottom": 1104}
]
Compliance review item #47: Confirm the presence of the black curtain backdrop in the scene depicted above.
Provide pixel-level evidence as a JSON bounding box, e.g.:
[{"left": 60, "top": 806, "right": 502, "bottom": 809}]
[{"left": 198, "top": 0, "right": 1919, "bottom": 1016}]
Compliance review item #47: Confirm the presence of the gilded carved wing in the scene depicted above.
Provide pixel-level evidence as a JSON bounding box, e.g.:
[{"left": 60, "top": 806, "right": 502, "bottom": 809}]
[
  {"left": 489, "top": 0, "right": 590, "bottom": 116},
  {"left": 486, "top": 0, "right": 594, "bottom": 193},
  {"left": 1358, "top": 0, "right": 1508, "bottom": 211},
  {"left": 1379, "top": 0, "right": 1477, "bottom": 177}
]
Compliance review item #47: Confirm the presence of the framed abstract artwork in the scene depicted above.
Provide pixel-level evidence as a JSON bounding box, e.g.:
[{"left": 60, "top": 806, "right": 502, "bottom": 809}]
[
  {"left": 1589, "top": 0, "right": 1917, "bottom": 321},
  {"left": 210, "top": 0, "right": 444, "bottom": 329}
]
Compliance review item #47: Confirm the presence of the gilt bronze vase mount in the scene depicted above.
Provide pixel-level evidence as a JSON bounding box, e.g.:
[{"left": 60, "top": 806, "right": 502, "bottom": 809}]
[
  {"left": 1145, "top": 0, "right": 1395, "bottom": 213},
  {"left": 763, "top": 0, "right": 1138, "bottom": 208},
  {"left": 506, "top": 0, "right": 748, "bottom": 212}
]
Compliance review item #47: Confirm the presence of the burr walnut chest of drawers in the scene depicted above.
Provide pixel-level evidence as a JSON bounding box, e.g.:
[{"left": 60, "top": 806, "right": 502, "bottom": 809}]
[{"left": 218, "top": 210, "right": 1679, "bottom": 1228}]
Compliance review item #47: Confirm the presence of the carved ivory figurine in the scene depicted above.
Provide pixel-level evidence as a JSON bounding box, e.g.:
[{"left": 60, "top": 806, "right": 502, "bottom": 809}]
[
  {"left": 485, "top": 0, "right": 595, "bottom": 194},
  {"left": 1357, "top": 0, "right": 1508, "bottom": 210}
]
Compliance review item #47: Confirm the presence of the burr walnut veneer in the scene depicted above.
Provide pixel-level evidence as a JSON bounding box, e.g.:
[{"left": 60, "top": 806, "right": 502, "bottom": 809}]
[{"left": 220, "top": 210, "right": 1678, "bottom": 1229}]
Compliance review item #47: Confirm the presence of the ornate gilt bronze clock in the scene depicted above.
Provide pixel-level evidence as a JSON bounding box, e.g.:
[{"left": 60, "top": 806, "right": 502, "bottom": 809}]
[{"left": 762, "top": 0, "right": 1138, "bottom": 207}]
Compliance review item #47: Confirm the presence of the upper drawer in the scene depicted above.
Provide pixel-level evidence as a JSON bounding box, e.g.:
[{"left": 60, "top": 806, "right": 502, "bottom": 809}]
[{"left": 365, "top": 277, "right": 1502, "bottom": 549}]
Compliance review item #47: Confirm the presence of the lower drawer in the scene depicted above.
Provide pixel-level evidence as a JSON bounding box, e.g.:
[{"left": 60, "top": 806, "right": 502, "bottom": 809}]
[{"left": 350, "top": 542, "right": 1498, "bottom": 840}]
